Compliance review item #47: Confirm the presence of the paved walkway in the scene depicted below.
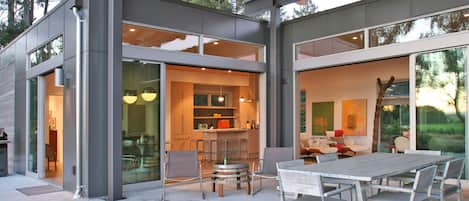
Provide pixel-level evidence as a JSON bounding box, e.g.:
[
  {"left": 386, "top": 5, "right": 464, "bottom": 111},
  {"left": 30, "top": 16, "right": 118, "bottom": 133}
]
[{"left": 0, "top": 174, "right": 468, "bottom": 201}]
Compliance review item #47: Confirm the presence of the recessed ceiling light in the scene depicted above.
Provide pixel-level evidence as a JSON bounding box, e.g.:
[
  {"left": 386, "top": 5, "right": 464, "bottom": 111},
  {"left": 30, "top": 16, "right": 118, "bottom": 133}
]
[
  {"left": 228, "top": 70, "right": 232, "bottom": 73},
  {"left": 129, "top": 28, "right": 136, "bottom": 32},
  {"left": 201, "top": 68, "right": 206, "bottom": 71},
  {"left": 352, "top": 36, "right": 359, "bottom": 40},
  {"left": 213, "top": 41, "right": 219, "bottom": 45},
  {"left": 464, "top": 13, "right": 469, "bottom": 18}
]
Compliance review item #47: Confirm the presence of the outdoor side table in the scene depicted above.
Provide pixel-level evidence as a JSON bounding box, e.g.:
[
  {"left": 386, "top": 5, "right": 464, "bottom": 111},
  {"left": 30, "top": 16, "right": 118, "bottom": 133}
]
[{"left": 211, "top": 163, "right": 251, "bottom": 197}]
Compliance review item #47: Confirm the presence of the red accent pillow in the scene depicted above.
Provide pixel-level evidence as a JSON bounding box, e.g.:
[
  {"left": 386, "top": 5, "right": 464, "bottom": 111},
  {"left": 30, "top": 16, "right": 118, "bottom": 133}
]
[
  {"left": 334, "top": 130, "right": 344, "bottom": 137},
  {"left": 336, "top": 143, "right": 345, "bottom": 149}
]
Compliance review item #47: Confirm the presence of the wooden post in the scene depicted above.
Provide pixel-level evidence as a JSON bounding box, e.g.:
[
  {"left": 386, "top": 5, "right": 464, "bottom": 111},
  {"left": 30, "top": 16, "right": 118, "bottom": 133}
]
[{"left": 372, "top": 76, "right": 395, "bottom": 153}]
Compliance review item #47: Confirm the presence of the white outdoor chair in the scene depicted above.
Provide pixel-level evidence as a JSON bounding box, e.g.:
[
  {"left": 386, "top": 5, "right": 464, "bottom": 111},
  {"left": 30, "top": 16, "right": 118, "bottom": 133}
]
[
  {"left": 277, "top": 160, "right": 353, "bottom": 201},
  {"left": 251, "top": 147, "right": 294, "bottom": 196},
  {"left": 394, "top": 136, "right": 410, "bottom": 153},
  {"left": 431, "top": 158, "right": 465, "bottom": 201},
  {"left": 161, "top": 151, "right": 204, "bottom": 201},
  {"left": 369, "top": 165, "right": 437, "bottom": 201}
]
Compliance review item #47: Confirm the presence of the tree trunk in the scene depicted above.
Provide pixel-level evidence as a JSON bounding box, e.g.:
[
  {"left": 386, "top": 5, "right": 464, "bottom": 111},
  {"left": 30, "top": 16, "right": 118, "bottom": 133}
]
[
  {"left": 372, "top": 76, "right": 395, "bottom": 153},
  {"left": 43, "top": 0, "right": 49, "bottom": 16},
  {"left": 23, "top": 0, "right": 32, "bottom": 26},
  {"left": 7, "top": 0, "right": 15, "bottom": 28}
]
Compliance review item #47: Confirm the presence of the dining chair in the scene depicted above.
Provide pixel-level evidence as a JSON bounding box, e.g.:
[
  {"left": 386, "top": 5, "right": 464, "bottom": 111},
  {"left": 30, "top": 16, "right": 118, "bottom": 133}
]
[
  {"left": 316, "top": 153, "right": 339, "bottom": 163},
  {"left": 251, "top": 147, "right": 294, "bottom": 196},
  {"left": 387, "top": 150, "right": 442, "bottom": 186},
  {"left": 316, "top": 153, "right": 354, "bottom": 200},
  {"left": 277, "top": 160, "right": 353, "bottom": 201},
  {"left": 431, "top": 158, "right": 465, "bottom": 201},
  {"left": 161, "top": 151, "right": 204, "bottom": 201},
  {"left": 368, "top": 165, "right": 437, "bottom": 201}
]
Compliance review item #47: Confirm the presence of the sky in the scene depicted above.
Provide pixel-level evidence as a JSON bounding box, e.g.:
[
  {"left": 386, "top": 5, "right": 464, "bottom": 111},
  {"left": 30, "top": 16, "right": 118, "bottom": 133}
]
[
  {"left": 0, "top": 0, "right": 61, "bottom": 25},
  {"left": 282, "top": 0, "right": 361, "bottom": 20}
]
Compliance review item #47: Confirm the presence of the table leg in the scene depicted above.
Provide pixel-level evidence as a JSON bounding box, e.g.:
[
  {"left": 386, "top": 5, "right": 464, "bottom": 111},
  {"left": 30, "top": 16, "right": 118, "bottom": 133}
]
[
  {"left": 237, "top": 172, "right": 241, "bottom": 190},
  {"left": 246, "top": 176, "right": 251, "bottom": 195},
  {"left": 218, "top": 183, "right": 224, "bottom": 197},
  {"left": 355, "top": 181, "right": 368, "bottom": 201}
]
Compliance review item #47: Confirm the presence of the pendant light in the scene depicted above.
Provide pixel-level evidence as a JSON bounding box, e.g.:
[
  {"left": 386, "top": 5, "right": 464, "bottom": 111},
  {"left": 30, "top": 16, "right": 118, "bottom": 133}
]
[
  {"left": 218, "top": 86, "right": 225, "bottom": 103},
  {"left": 123, "top": 90, "right": 138, "bottom": 104},
  {"left": 141, "top": 87, "right": 157, "bottom": 102}
]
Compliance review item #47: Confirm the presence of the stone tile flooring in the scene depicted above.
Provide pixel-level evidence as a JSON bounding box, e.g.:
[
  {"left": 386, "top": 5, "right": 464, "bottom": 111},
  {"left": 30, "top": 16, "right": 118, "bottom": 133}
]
[{"left": 0, "top": 174, "right": 468, "bottom": 201}]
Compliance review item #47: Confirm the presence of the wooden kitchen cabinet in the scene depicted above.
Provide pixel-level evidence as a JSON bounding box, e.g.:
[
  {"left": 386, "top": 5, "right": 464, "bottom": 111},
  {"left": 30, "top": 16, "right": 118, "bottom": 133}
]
[{"left": 171, "top": 82, "right": 194, "bottom": 151}]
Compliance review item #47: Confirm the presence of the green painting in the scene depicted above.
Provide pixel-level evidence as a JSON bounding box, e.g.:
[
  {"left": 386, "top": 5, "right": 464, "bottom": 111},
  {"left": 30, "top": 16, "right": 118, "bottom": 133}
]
[{"left": 312, "top": 102, "right": 334, "bottom": 135}]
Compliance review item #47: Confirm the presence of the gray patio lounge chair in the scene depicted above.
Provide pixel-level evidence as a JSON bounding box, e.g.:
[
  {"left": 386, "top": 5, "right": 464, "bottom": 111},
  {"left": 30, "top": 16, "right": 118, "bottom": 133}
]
[
  {"left": 251, "top": 147, "right": 294, "bottom": 196},
  {"left": 431, "top": 158, "right": 465, "bottom": 201},
  {"left": 277, "top": 160, "right": 353, "bottom": 201},
  {"left": 161, "top": 151, "right": 204, "bottom": 201},
  {"left": 368, "top": 165, "right": 437, "bottom": 201}
]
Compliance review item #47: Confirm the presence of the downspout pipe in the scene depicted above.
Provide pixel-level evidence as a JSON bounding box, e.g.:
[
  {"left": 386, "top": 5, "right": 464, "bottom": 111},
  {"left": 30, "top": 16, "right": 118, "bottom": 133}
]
[{"left": 71, "top": 5, "right": 84, "bottom": 200}]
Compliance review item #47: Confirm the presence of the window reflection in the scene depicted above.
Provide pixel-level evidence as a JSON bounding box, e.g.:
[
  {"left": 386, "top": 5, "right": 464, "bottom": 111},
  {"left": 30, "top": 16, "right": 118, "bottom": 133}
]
[
  {"left": 281, "top": 0, "right": 362, "bottom": 22},
  {"left": 122, "top": 61, "right": 161, "bottom": 184},
  {"left": 29, "top": 36, "right": 63, "bottom": 68},
  {"left": 28, "top": 78, "right": 38, "bottom": 173},
  {"left": 203, "top": 37, "right": 264, "bottom": 62},
  {"left": 295, "top": 32, "right": 364, "bottom": 59},
  {"left": 122, "top": 24, "right": 199, "bottom": 54},
  {"left": 416, "top": 48, "right": 466, "bottom": 172},
  {"left": 370, "top": 8, "right": 469, "bottom": 47}
]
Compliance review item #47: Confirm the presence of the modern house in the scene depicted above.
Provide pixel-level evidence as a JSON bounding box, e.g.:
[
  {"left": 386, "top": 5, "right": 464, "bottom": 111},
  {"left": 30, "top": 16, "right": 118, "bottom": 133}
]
[{"left": 0, "top": 0, "right": 468, "bottom": 200}]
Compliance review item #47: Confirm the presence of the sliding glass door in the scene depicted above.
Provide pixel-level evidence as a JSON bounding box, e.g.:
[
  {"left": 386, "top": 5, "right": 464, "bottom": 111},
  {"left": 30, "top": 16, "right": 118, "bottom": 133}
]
[
  {"left": 412, "top": 47, "right": 468, "bottom": 176},
  {"left": 27, "top": 78, "right": 38, "bottom": 175},
  {"left": 122, "top": 60, "right": 162, "bottom": 185}
]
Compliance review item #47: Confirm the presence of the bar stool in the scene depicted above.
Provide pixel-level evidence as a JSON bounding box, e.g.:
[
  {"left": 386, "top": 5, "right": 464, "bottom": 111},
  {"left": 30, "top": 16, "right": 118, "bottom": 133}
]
[
  {"left": 239, "top": 139, "right": 248, "bottom": 160},
  {"left": 193, "top": 139, "right": 211, "bottom": 161}
]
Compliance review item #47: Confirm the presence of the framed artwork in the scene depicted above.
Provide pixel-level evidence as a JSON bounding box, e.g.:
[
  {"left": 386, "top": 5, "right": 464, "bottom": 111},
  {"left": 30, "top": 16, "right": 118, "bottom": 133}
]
[
  {"left": 300, "top": 90, "right": 306, "bottom": 133},
  {"left": 342, "top": 99, "right": 367, "bottom": 136},
  {"left": 311, "top": 102, "right": 334, "bottom": 136}
]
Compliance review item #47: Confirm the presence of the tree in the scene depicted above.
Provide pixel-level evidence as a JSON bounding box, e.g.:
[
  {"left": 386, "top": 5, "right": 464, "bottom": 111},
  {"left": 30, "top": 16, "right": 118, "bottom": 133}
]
[
  {"left": 183, "top": 0, "right": 244, "bottom": 13},
  {"left": 7, "top": 0, "right": 14, "bottom": 28},
  {"left": 37, "top": 0, "right": 49, "bottom": 15},
  {"left": 416, "top": 48, "right": 466, "bottom": 123}
]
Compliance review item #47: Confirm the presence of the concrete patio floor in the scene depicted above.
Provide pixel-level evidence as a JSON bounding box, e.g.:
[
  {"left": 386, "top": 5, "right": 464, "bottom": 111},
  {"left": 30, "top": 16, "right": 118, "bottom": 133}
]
[{"left": 0, "top": 174, "right": 468, "bottom": 201}]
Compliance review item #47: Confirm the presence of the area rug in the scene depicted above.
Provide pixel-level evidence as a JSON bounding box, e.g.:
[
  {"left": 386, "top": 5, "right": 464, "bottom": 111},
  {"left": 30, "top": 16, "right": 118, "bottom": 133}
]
[{"left": 16, "top": 185, "right": 61, "bottom": 196}]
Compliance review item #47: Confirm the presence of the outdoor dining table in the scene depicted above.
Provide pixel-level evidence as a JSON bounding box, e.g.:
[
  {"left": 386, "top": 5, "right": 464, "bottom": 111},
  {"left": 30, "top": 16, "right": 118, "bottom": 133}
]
[{"left": 284, "top": 153, "right": 453, "bottom": 201}]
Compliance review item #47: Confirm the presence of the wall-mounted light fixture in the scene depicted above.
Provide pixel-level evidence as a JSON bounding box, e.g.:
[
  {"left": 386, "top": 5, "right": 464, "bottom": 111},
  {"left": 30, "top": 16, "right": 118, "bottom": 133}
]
[
  {"left": 141, "top": 87, "right": 157, "bottom": 102},
  {"left": 123, "top": 90, "right": 138, "bottom": 104}
]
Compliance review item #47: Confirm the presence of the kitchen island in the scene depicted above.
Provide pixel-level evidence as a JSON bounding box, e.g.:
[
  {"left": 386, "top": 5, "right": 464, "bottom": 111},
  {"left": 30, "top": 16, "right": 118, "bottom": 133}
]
[{"left": 194, "top": 128, "right": 259, "bottom": 160}]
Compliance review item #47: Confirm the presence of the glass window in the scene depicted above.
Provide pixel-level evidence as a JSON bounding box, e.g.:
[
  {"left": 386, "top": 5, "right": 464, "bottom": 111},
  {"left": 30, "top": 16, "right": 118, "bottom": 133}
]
[
  {"left": 211, "top": 95, "right": 226, "bottom": 107},
  {"left": 194, "top": 94, "right": 209, "bottom": 106},
  {"left": 384, "top": 81, "right": 410, "bottom": 97},
  {"left": 122, "top": 24, "right": 199, "bottom": 54},
  {"left": 295, "top": 32, "right": 364, "bottom": 60},
  {"left": 203, "top": 37, "right": 265, "bottom": 62},
  {"left": 29, "top": 36, "right": 64, "bottom": 68},
  {"left": 415, "top": 48, "right": 467, "bottom": 174},
  {"left": 370, "top": 8, "right": 469, "bottom": 47},
  {"left": 181, "top": 0, "right": 245, "bottom": 15},
  {"left": 281, "top": 0, "right": 362, "bottom": 22},
  {"left": 28, "top": 78, "right": 38, "bottom": 173},
  {"left": 379, "top": 105, "right": 410, "bottom": 152},
  {"left": 122, "top": 61, "right": 161, "bottom": 184}
]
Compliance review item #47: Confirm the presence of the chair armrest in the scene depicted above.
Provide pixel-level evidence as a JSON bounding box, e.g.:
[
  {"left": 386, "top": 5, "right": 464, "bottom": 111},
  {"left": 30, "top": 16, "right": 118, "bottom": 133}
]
[
  {"left": 370, "top": 184, "right": 413, "bottom": 193},
  {"left": 323, "top": 185, "right": 353, "bottom": 197}
]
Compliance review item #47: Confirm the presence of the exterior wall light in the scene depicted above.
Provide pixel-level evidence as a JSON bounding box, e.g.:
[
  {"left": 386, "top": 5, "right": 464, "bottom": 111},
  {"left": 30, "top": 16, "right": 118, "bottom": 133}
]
[
  {"left": 123, "top": 90, "right": 138, "bottom": 104},
  {"left": 141, "top": 87, "right": 157, "bottom": 102}
]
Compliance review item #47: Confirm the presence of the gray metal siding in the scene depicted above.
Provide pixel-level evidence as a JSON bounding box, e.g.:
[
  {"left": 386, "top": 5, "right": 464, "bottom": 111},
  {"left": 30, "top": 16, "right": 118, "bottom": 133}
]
[{"left": 123, "top": 0, "right": 267, "bottom": 44}]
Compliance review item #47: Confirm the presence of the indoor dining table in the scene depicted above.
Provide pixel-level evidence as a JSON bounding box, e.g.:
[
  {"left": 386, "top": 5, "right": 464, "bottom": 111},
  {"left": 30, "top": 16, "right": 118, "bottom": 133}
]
[{"left": 285, "top": 153, "right": 453, "bottom": 201}]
